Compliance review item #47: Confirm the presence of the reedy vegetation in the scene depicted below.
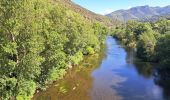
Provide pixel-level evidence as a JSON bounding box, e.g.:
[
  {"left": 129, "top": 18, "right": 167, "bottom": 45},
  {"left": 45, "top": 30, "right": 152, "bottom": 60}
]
[
  {"left": 112, "top": 19, "right": 170, "bottom": 66},
  {"left": 0, "top": 0, "right": 108, "bottom": 99}
]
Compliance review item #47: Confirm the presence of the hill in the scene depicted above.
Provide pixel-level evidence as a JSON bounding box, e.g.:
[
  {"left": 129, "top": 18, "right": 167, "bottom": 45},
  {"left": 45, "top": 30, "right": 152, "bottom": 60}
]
[
  {"left": 106, "top": 5, "right": 170, "bottom": 22},
  {"left": 53, "top": 0, "right": 121, "bottom": 26}
]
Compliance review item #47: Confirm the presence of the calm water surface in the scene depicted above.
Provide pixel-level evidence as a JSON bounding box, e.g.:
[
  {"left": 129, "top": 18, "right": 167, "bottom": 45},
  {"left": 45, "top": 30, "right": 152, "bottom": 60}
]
[{"left": 33, "top": 36, "right": 170, "bottom": 100}]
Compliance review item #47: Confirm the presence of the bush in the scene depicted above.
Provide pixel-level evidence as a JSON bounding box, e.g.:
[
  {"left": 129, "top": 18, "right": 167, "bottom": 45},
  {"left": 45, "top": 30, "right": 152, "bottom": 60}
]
[
  {"left": 0, "top": 77, "right": 17, "bottom": 100},
  {"left": 47, "top": 68, "right": 66, "bottom": 83},
  {"left": 16, "top": 80, "right": 36, "bottom": 100},
  {"left": 69, "top": 51, "right": 83, "bottom": 65},
  {"left": 86, "top": 46, "right": 95, "bottom": 55}
]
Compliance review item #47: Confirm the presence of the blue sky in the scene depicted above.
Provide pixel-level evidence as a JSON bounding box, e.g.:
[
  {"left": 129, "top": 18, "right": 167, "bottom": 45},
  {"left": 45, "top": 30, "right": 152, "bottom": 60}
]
[{"left": 72, "top": 0, "right": 170, "bottom": 15}]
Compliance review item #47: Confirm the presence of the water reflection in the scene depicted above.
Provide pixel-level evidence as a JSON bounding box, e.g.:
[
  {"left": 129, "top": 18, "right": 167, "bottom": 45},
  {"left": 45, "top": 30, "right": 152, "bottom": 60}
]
[
  {"left": 91, "top": 36, "right": 170, "bottom": 100},
  {"left": 91, "top": 36, "right": 127, "bottom": 100},
  {"left": 125, "top": 48, "right": 154, "bottom": 78},
  {"left": 154, "top": 68, "right": 170, "bottom": 100},
  {"left": 125, "top": 44, "right": 170, "bottom": 100},
  {"left": 126, "top": 49, "right": 170, "bottom": 100}
]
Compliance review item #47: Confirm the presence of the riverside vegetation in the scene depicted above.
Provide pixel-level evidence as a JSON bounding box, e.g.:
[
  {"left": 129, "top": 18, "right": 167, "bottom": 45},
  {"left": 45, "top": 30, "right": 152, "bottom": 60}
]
[
  {"left": 112, "top": 19, "right": 170, "bottom": 67},
  {"left": 0, "top": 0, "right": 109, "bottom": 99}
]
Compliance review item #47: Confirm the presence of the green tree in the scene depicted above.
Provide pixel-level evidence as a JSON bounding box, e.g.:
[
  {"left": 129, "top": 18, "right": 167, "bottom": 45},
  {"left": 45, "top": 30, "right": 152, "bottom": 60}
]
[
  {"left": 155, "top": 32, "right": 170, "bottom": 67},
  {"left": 0, "top": 0, "right": 108, "bottom": 99},
  {"left": 156, "top": 18, "right": 170, "bottom": 34},
  {"left": 0, "top": 0, "right": 46, "bottom": 99},
  {"left": 137, "top": 30, "right": 156, "bottom": 61}
]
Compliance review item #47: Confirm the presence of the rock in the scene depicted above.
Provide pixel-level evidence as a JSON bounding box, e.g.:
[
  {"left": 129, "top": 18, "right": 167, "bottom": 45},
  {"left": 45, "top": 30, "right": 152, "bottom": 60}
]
[{"left": 72, "top": 87, "right": 76, "bottom": 90}]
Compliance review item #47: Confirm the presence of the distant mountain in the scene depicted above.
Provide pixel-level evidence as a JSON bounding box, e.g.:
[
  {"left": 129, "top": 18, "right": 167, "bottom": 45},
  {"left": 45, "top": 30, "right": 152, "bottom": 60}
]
[
  {"left": 106, "top": 5, "right": 170, "bottom": 22},
  {"left": 53, "top": 0, "right": 121, "bottom": 26}
]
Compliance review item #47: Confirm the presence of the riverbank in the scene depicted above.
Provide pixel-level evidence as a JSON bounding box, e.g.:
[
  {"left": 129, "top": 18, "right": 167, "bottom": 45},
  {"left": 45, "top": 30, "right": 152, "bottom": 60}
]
[{"left": 33, "top": 49, "right": 105, "bottom": 100}]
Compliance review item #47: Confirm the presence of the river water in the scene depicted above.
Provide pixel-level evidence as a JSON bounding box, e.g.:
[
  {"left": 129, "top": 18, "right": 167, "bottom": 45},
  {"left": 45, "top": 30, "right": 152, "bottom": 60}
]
[{"left": 33, "top": 36, "right": 170, "bottom": 100}]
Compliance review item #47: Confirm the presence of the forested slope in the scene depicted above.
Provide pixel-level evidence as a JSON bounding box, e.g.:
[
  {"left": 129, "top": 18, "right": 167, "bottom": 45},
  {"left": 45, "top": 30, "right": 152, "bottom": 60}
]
[
  {"left": 53, "top": 0, "right": 121, "bottom": 26},
  {"left": 0, "top": 0, "right": 110, "bottom": 99}
]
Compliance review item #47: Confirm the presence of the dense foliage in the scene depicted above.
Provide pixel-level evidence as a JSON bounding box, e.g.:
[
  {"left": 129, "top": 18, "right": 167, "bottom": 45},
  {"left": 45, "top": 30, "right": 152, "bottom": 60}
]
[
  {"left": 0, "top": 0, "right": 108, "bottom": 99},
  {"left": 155, "top": 32, "right": 170, "bottom": 67},
  {"left": 112, "top": 19, "right": 170, "bottom": 66}
]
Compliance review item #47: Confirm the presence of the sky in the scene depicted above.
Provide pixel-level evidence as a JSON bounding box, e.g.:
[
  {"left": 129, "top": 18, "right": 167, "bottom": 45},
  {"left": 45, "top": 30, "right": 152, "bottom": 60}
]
[{"left": 72, "top": 0, "right": 170, "bottom": 15}]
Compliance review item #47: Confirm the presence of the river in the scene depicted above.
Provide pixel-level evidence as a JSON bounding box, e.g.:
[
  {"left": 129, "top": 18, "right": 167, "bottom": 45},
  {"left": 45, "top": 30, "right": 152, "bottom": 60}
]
[{"left": 33, "top": 36, "right": 170, "bottom": 100}]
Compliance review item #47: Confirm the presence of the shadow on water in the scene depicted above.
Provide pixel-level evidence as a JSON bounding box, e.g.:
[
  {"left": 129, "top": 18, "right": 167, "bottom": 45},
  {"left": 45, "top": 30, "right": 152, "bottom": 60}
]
[{"left": 154, "top": 68, "right": 170, "bottom": 100}]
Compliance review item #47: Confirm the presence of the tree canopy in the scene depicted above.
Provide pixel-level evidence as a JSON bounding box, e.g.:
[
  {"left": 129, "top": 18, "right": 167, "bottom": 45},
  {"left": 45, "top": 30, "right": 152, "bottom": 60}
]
[{"left": 0, "top": 0, "right": 108, "bottom": 99}]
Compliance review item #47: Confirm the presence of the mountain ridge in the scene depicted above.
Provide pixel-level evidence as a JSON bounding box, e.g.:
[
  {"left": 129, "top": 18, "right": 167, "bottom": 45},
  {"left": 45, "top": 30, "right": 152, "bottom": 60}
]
[{"left": 106, "top": 5, "right": 170, "bottom": 22}]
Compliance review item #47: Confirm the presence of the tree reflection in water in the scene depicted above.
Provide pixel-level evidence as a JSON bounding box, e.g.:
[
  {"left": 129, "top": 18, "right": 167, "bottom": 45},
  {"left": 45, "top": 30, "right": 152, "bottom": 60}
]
[
  {"left": 126, "top": 48, "right": 154, "bottom": 78},
  {"left": 154, "top": 68, "right": 170, "bottom": 100},
  {"left": 126, "top": 48, "right": 170, "bottom": 100}
]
